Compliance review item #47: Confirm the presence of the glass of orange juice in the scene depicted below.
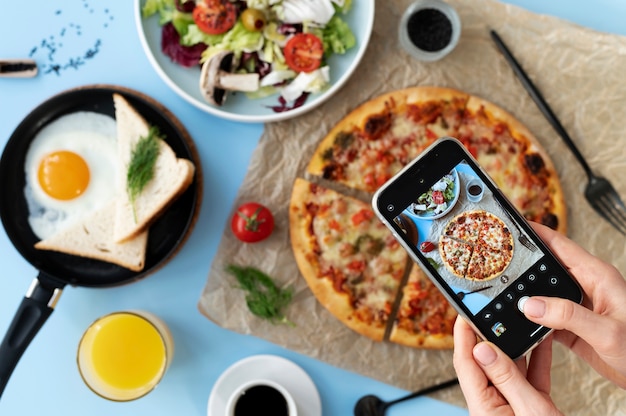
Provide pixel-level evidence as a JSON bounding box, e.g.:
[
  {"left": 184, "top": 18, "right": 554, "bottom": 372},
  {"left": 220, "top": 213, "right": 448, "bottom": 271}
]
[{"left": 77, "top": 310, "right": 174, "bottom": 401}]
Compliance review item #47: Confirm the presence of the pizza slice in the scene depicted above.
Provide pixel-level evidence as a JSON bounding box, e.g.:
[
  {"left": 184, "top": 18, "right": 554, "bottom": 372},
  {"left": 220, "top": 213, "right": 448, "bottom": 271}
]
[
  {"left": 307, "top": 87, "right": 469, "bottom": 193},
  {"left": 289, "top": 178, "right": 408, "bottom": 341},
  {"left": 438, "top": 235, "right": 473, "bottom": 279},
  {"left": 465, "top": 241, "right": 510, "bottom": 281},
  {"left": 389, "top": 265, "right": 457, "bottom": 349}
]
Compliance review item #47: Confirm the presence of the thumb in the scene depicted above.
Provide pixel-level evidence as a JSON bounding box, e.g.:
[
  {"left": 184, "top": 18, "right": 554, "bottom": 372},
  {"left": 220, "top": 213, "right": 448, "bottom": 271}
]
[
  {"left": 472, "top": 342, "right": 554, "bottom": 414},
  {"left": 522, "top": 296, "right": 606, "bottom": 348}
]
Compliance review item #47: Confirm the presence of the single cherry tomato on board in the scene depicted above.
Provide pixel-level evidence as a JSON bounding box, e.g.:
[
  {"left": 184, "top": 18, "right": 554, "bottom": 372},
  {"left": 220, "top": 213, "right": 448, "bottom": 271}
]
[
  {"left": 231, "top": 202, "right": 275, "bottom": 243},
  {"left": 192, "top": 0, "right": 237, "bottom": 35},
  {"left": 283, "top": 33, "right": 324, "bottom": 73},
  {"left": 419, "top": 241, "right": 436, "bottom": 253}
]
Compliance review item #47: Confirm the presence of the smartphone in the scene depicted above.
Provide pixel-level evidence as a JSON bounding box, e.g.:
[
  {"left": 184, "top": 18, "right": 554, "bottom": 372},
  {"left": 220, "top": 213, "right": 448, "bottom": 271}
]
[{"left": 372, "top": 137, "right": 583, "bottom": 359}]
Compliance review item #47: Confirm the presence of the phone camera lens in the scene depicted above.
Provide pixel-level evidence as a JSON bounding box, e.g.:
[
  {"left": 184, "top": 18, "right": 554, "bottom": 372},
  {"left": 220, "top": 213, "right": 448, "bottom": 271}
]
[
  {"left": 387, "top": 204, "right": 394, "bottom": 212},
  {"left": 419, "top": 178, "right": 425, "bottom": 184}
]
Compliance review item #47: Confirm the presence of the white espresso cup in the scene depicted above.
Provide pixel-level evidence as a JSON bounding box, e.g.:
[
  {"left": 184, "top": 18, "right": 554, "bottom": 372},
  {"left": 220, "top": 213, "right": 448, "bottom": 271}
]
[
  {"left": 225, "top": 379, "right": 297, "bottom": 416},
  {"left": 466, "top": 178, "right": 485, "bottom": 203}
]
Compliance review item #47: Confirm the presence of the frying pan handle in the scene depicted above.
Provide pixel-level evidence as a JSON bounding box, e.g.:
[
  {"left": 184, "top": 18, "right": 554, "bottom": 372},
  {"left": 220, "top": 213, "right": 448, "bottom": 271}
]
[{"left": 0, "top": 279, "right": 62, "bottom": 398}]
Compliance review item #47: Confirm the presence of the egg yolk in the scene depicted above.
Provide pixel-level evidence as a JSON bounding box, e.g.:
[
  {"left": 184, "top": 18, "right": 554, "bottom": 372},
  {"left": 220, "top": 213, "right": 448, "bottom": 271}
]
[{"left": 38, "top": 150, "right": 90, "bottom": 200}]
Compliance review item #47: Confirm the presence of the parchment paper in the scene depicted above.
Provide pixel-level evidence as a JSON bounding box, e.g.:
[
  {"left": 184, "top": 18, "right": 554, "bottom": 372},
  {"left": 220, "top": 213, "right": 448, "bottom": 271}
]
[{"left": 199, "top": 0, "right": 626, "bottom": 412}]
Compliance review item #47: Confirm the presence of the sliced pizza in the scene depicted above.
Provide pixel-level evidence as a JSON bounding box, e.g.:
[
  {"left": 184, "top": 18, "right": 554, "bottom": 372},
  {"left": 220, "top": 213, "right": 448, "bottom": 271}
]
[{"left": 290, "top": 86, "right": 568, "bottom": 349}]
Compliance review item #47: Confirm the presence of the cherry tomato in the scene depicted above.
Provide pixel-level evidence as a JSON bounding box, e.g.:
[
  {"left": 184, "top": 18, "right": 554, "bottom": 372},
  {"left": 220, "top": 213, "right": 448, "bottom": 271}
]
[
  {"left": 419, "top": 241, "right": 436, "bottom": 253},
  {"left": 431, "top": 190, "right": 445, "bottom": 205},
  {"left": 231, "top": 202, "right": 275, "bottom": 243},
  {"left": 192, "top": 0, "right": 237, "bottom": 35},
  {"left": 283, "top": 33, "right": 324, "bottom": 73}
]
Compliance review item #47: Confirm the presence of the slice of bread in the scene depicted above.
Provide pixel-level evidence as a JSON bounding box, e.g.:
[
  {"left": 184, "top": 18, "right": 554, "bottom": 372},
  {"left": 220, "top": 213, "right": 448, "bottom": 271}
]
[
  {"left": 112, "top": 94, "right": 195, "bottom": 243},
  {"left": 34, "top": 201, "right": 148, "bottom": 272}
]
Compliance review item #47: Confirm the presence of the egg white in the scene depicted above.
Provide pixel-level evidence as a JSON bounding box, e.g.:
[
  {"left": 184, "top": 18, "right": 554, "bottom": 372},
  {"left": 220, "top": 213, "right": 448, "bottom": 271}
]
[{"left": 24, "top": 111, "right": 118, "bottom": 240}]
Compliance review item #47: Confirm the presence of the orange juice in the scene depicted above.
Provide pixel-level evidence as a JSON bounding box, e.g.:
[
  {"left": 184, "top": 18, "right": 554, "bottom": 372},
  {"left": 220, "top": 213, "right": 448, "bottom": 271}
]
[{"left": 77, "top": 311, "right": 173, "bottom": 401}]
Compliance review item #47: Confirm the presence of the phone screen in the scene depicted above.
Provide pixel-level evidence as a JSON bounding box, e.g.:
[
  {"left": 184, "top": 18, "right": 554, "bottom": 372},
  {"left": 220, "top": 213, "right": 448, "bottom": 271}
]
[{"left": 374, "top": 138, "right": 582, "bottom": 358}]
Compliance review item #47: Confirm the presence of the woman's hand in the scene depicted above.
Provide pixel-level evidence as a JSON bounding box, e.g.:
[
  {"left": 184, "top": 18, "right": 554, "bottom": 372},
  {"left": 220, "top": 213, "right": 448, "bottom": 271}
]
[
  {"left": 453, "top": 222, "right": 626, "bottom": 415},
  {"left": 453, "top": 318, "right": 563, "bottom": 415},
  {"left": 524, "top": 223, "right": 626, "bottom": 388}
]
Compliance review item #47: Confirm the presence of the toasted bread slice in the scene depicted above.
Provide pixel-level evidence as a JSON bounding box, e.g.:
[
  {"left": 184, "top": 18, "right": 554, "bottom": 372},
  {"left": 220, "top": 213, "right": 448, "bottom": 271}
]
[
  {"left": 35, "top": 201, "right": 148, "bottom": 271},
  {"left": 112, "top": 94, "right": 195, "bottom": 243}
]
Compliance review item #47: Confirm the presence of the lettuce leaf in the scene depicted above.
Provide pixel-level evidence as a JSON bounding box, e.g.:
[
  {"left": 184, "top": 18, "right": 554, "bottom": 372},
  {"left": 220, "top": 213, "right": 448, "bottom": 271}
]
[
  {"left": 199, "top": 21, "right": 264, "bottom": 62},
  {"left": 142, "top": 0, "right": 175, "bottom": 21},
  {"left": 322, "top": 15, "right": 356, "bottom": 55}
]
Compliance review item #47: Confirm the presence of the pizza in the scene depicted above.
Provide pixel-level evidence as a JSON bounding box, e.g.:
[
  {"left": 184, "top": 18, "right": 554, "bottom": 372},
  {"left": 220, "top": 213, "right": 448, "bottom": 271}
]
[
  {"left": 289, "top": 86, "right": 566, "bottom": 349},
  {"left": 439, "top": 210, "right": 514, "bottom": 281}
]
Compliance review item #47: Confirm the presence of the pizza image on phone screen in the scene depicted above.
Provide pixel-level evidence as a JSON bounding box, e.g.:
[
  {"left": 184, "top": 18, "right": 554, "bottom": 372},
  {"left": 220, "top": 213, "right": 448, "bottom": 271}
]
[{"left": 398, "top": 160, "right": 545, "bottom": 315}]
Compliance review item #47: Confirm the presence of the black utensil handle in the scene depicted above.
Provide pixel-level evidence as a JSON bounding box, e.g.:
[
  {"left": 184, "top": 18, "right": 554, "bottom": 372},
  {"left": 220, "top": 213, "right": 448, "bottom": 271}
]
[
  {"left": 0, "top": 279, "right": 62, "bottom": 398},
  {"left": 490, "top": 30, "right": 593, "bottom": 177},
  {"left": 387, "top": 377, "right": 459, "bottom": 407},
  {"left": 0, "top": 59, "right": 38, "bottom": 78}
]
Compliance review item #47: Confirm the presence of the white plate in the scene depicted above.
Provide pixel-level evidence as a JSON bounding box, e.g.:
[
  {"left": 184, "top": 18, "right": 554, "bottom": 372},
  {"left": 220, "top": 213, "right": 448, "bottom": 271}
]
[
  {"left": 207, "top": 354, "right": 321, "bottom": 416},
  {"left": 135, "top": 0, "right": 375, "bottom": 123}
]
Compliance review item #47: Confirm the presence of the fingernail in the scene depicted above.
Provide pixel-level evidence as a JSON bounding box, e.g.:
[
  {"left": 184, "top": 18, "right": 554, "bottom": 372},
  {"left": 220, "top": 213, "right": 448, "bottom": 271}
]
[
  {"left": 473, "top": 342, "right": 497, "bottom": 365},
  {"left": 523, "top": 298, "right": 546, "bottom": 318}
]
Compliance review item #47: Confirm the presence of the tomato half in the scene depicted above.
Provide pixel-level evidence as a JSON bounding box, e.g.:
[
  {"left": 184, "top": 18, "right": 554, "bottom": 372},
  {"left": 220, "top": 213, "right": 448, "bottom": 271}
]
[
  {"left": 192, "top": 0, "right": 237, "bottom": 35},
  {"left": 283, "top": 33, "right": 324, "bottom": 73},
  {"left": 231, "top": 202, "right": 275, "bottom": 243}
]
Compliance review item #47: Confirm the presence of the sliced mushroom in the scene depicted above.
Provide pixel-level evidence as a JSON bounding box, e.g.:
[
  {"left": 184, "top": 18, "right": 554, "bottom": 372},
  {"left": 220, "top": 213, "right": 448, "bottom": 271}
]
[{"left": 199, "top": 51, "right": 260, "bottom": 106}]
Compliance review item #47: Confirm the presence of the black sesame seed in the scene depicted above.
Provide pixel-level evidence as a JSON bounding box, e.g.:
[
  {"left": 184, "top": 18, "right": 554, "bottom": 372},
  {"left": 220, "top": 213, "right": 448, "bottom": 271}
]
[{"left": 406, "top": 8, "right": 453, "bottom": 52}]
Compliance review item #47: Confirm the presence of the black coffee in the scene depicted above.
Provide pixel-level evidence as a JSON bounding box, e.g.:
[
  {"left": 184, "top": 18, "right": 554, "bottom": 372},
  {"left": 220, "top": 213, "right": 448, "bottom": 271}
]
[
  {"left": 234, "top": 384, "right": 289, "bottom": 416},
  {"left": 468, "top": 184, "right": 482, "bottom": 196},
  {"left": 406, "top": 8, "right": 452, "bottom": 52}
]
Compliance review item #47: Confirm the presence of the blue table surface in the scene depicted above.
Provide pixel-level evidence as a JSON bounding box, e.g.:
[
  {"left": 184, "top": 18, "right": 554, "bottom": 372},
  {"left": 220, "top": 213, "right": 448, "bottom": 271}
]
[{"left": 1, "top": 1, "right": 625, "bottom": 415}]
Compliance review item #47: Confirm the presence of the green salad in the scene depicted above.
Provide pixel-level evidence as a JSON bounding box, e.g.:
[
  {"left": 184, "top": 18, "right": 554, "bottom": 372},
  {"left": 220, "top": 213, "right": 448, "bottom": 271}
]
[
  {"left": 142, "top": 0, "right": 356, "bottom": 109},
  {"left": 410, "top": 171, "right": 456, "bottom": 216}
]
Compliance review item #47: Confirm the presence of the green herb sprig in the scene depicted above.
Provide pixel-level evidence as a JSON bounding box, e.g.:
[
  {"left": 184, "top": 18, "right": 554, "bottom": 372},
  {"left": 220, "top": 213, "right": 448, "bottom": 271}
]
[
  {"left": 127, "top": 126, "right": 160, "bottom": 223},
  {"left": 226, "top": 265, "right": 295, "bottom": 326},
  {"left": 427, "top": 257, "right": 440, "bottom": 270}
]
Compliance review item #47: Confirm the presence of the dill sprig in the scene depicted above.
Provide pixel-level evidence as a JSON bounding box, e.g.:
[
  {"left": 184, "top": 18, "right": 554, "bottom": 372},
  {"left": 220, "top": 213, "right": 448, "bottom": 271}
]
[
  {"left": 226, "top": 265, "right": 295, "bottom": 326},
  {"left": 127, "top": 126, "right": 160, "bottom": 223}
]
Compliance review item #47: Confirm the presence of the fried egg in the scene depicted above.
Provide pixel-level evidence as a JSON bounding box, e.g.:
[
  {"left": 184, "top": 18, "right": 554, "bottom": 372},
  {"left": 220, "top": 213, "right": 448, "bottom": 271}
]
[{"left": 24, "top": 111, "right": 118, "bottom": 240}]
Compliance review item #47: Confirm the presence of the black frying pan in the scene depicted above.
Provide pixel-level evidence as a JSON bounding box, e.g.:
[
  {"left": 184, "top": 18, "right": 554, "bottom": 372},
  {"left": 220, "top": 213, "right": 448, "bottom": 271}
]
[{"left": 0, "top": 84, "right": 201, "bottom": 397}]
